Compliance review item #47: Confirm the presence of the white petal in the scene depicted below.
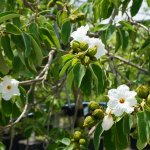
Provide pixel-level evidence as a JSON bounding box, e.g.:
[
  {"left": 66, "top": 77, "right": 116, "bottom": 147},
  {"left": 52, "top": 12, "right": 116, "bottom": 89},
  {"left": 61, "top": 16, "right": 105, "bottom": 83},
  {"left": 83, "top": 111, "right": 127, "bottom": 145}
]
[
  {"left": 107, "top": 100, "right": 118, "bottom": 109},
  {"left": 117, "top": 84, "right": 129, "bottom": 92},
  {"left": 108, "top": 89, "right": 120, "bottom": 100},
  {"left": 106, "top": 107, "right": 112, "bottom": 114},
  {"left": 112, "top": 106, "right": 124, "bottom": 116},
  {"left": 2, "top": 93, "right": 12, "bottom": 100},
  {"left": 102, "top": 115, "right": 114, "bottom": 131}
]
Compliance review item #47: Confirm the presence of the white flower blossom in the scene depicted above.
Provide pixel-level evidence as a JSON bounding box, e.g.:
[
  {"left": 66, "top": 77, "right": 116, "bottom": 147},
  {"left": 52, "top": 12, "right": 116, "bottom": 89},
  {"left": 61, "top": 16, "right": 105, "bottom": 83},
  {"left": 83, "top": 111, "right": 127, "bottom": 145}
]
[
  {"left": 71, "top": 25, "right": 89, "bottom": 41},
  {"left": 88, "top": 38, "right": 107, "bottom": 59},
  {"left": 0, "top": 76, "right": 20, "bottom": 100},
  {"left": 107, "top": 84, "right": 137, "bottom": 117}
]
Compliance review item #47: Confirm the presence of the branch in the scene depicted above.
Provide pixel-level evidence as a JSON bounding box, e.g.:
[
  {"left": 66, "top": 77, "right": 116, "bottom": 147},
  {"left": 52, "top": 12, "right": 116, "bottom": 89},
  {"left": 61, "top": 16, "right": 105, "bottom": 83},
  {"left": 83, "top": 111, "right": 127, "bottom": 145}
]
[
  {"left": 1, "top": 50, "right": 55, "bottom": 129},
  {"left": 108, "top": 54, "right": 149, "bottom": 74}
]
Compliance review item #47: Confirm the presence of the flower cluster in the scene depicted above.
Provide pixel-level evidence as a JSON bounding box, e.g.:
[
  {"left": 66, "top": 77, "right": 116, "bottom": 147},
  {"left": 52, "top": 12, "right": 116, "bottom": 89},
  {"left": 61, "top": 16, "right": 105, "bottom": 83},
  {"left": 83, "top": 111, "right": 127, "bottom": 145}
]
[
  {"left": 0, "top": 76, "right": 20, "bottom": 100},
  {"left": 102, "top": 84, "right": 137, "bottom": 131},
  {"left": 70, "top": 25, "right": 107, "bottom": 62}
]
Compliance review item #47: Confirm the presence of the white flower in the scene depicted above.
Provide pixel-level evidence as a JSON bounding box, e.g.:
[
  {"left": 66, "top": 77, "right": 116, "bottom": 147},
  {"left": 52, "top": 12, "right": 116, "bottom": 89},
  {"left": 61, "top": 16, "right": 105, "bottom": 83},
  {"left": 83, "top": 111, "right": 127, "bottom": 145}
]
[
  {"left": 71, "top": 25, "right": 89, "bottom": 41},
  {"left": 89, "top": 38, "right": 107, "bottom": 59},
  {"left": 0, "top": 76, "right": 20, "bottom": 100},
  {"left": 102, "top": 114, "right": 114, "bottom": 131},
  {"left": 107, "top": 84, "right": 137, "bottom": 117}
]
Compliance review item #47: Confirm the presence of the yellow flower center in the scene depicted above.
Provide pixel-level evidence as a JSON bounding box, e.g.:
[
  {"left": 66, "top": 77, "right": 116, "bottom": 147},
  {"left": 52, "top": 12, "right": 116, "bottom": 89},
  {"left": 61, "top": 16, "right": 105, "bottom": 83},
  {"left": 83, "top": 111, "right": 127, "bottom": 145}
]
[
  {"left": 119, "top": 98, "right": 125, "bottom": 104},
  {"left": 7, "top": 85, "right": 12, "bottom": 90}
]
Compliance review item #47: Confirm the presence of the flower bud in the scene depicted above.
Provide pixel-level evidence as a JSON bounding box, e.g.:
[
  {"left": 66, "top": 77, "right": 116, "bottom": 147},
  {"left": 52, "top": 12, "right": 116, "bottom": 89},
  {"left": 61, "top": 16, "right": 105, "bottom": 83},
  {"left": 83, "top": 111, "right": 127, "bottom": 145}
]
[
  {"left": 87, "top": 46, "right": 97, "bottom": 57},
  {"left": 79, "top": 138, "right": 86, "bottom": 145},
  {"left": 77, "top": 52, "right": 85, "bottom": 59},
  {"left": 83, "top": 116, "right": 96, "bottom": 127},
  {"left": 69, "top": 15, "right": 78, "bottom": 23},
  {"left": 88, "top": 101, "right": 100, "bottom": 111},
  {"left": 71, "top": 41, "right": 80, "bottom": 51},
  {"left": 83, "top": 56, "right": 90, "bottom": 65},
  {"left": 92, "top": 109, "right": 104, "bottom": 120},
  {"left": 77, "top": 13, "right": 85, "bottom": 20},
  {"left": 73, "top": 142, "right": 79, "bottom": 149},
  {"left": 136, "top": 85, "right": 149, "bottom": 99},
  {"left": 73, "top": 131, "right": 82, "bottom": 141},
  {"left": 79, "top": 42, "right": 88, "bottom": 51}
]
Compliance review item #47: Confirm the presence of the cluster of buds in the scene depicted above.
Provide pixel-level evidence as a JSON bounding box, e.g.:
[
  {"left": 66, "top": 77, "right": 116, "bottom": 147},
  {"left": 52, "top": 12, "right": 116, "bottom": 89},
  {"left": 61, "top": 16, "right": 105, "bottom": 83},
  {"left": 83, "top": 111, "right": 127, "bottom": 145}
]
[
  {"left": 70, "top": 41, "right": 97, "bottom": 66},
  {"left": 136, "top": 85, "right": 150, "bottom": 105},
  {"left": 71, "top": 130, "right": 88, "bottom": 150},
  {"left": 83, "top": 101, "right": 104, "bottom": 128},
  {"left": 69, "top": 13, "right": 85, "bottom": 23}
]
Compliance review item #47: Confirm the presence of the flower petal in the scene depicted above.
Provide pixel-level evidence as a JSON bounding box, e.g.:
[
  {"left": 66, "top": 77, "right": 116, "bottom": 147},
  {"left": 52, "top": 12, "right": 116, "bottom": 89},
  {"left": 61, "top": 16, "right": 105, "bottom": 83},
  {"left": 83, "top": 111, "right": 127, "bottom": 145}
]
[{"left": 102, "top": 115, "right": 114, "bottom": 131}]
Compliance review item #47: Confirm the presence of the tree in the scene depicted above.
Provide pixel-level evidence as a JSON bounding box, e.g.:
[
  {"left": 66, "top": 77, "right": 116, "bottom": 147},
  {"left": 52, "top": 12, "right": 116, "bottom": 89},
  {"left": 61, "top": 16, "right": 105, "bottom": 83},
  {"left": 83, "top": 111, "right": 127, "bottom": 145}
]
[{"left": 0, "top": 0, "right": 150, "bottom": 149}]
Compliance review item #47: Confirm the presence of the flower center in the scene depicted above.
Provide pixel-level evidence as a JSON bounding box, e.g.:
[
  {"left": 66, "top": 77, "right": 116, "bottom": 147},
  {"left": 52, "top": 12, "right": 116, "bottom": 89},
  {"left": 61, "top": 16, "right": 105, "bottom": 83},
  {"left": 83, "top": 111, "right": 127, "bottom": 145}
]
[
  {"left": 7, "top": 85, "right": 12, "bottom": 90},
  {"left": 119, "top": 98, "right": 125, "bottom": 104}
]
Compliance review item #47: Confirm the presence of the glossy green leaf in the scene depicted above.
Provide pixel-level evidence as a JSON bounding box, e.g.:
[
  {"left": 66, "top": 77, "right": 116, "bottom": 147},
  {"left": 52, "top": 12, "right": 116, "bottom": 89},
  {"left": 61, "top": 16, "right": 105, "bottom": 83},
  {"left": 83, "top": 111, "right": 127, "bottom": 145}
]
[
  {"left": 122, "top": 0, "right": 130, "bottom": 14},
  {"left": 130, "top": 0, "right": 143, "bottom": 17},
  {"left": 136, "top": 111, "right": 148, "bottom": 147},
  {"left": 1, "top": 100, "right": 12, "bottom": 116},
  {"left": 0, "top": 50, "right": 10, "bottom": 74},
  {"left": 22, "top": 33, "right": 32, "bottom": 57},
  {"left": 6, "top": 23, "right": 22, "bottom": 35},
  {"left": 61, "top": 54, "right": 74, "bottom": 64},
  {"left": 73, "top": 63, "right": 86, "bottom": 88},
  {"left": 90, "top": 63, "right": 104, "bottom": 94},
  {"left": 66, "top": 69, "right": 74, "bottom": 92},
  {"left": 0, "top": 12, "right": 20, "bottom": 24},
  {"left": 59, "top": 59, "right": 73, "bottom": 77},
  {"left": 105, "top": 25, "right": 115, "bottom": 41},
  {"left": 1, "top": 35, "right": 14, "bottom": 60},
  {"left": 30, "top": 35, "right": 43, "bottom": 66},
  {"left": 94, "top": 121, "right": 103, "bottom": 150},
  {"left": 123, "top": 115, "right": 130, "bottom": 134},
  {"left": 13, "top": 55, "right": 24, "bottom": 73},
  {"left": 61, "top": 21, "right": 71, "bottom": 45},
  {"left": 119, "top": 21, "right": 136, "bottom": 32},
  {"left": 115, "top": 30, "right": 121, "bottom": 51},
  {"left": 80, "top": 68, "right": 92, "bottom": 95},
  {"left": 147, "top": 0, "right": 150, "bottom": 6}
]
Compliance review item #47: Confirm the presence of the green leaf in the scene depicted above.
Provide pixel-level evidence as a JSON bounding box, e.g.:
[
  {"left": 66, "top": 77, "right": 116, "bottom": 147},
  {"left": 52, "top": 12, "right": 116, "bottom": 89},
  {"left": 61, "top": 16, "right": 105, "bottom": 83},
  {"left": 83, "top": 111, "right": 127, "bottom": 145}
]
[
  {"left": 6, "top": 23, "right": 22, "bottom": 35},
  {"left": 30, "top": 35, "right": 43, "bottom": 66},
  {"left": 120, "top": 29, "right": 129, "bottom": 50},
  {"left": 80, "top": 68, "right": 92, "bottom": 96},
  {"left": 66, "top": 69, "right": 74, "bottom": 92},
  {"left": 115, "top": 30, "right": 121, "bottom": 52},
  {"left": 61, "top": 54, "right": 74, "bottom": 64},
  {"left": 22, "top": 33, "right": 32, "bottom": 57},
  {"left": 13, "top": 55, "right": 23, "bottom": 73},
  {"left": 0, "top": 50, "right": 10, "bottom": 74},
  {"left": 119, "top": 21, "right": 136, "bottom": 32},
  {"left": 61, "top": 21, "right": 71, "bottom": 45},
  {"left": 100, "top": 0, "right": 110, "bottom": 19},
  {"left": 59, "top": 59, "right": 73, "bottom": 77},
  {"left": 1, "top": 100, "right": 12, "bottom": 116},
  {"left": 105, "top": 25, "right": 115, "bottom": 41},
  {"left": 73, "top": 63, "right": 86, "bottom": 88},
  {"left": 64, "top": 144, "right": 74, "bottom": 150},
  {"left": 136, "top": 111, "right": 148, "bottom": 147},
  {"left": 0, "top": 12, "right": 20, "bottom": 24},
  {"left": 122, "top": 0, "right": 130, "bottom": 14},
  {"left": 39, "top": 27, "right": 60, "bottom": 50},
  {"left": 147, "top": 0, "right": 150, "bottom": 7},
  {"left": 90, "top": 63, "right": 104, "bottom": 94},
  {"left": 123, "top": 115, "right": 130, "bottom": 134},
  {"left": 94, "top": 121, "right": 103, "bottom": 150},
  {"left": 59, "top": 138, "right": 71, "bottom": 146},
  {"left": 1, "top": 35, "right": 14, "bottom": 60},
  {"left": 0, "top": 142, "right": 5, "bottom": 150},
  {"left": 130, "top": 0, "right": 143, "bottom": 17}
]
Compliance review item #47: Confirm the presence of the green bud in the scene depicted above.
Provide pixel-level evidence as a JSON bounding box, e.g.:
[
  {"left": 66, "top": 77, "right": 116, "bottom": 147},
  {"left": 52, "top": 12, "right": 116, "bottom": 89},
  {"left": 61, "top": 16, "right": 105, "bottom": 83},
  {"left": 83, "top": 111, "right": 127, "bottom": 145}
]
[
  {"left": 71, "top": 41, "right": 80, "bottom": 51},
  {"left": 69, "top": 15, "right": 78, "bottom": 23},
  {"left": 136, "top": 85, "right": 149, "bottom": 99},
  {"left": 77, "top": 52, "right": 85, "bottom": 59},
  {"left": 83, "top": 116, "right": 96, "bottom": 127},
  {"left": 83, "top": 56, "right": 90, "bottom": 65},
  {"left": 88, "top": 101, "right": 100, "bottom": 111},
  {"left": 73, "top": 142, "right": 79, "bottom": 149},
  {"left": 73, "top": 131, "right": 82, "bottom": 141},
  {"left": 79, "top": 138, "right": 86, "bottom": 145},
  {"left": 87, "top": 47, "right": 97, "bottom": 57},
  {"left": 77, "top": 13, "right": 85, "bottom": 20},
  {"left": 92, "top": 109, "right": 104, "bottom": 120},
  {"left": 79, "top": 42, "right": 88, "bottom": 51}
]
